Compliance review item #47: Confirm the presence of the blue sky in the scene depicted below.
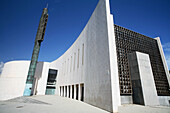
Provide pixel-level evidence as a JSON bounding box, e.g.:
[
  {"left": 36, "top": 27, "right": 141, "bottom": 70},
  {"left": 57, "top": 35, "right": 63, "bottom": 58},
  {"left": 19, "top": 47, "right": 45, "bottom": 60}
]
[{"left": 0, "top": 0, "right": 170, "bottom": 69}]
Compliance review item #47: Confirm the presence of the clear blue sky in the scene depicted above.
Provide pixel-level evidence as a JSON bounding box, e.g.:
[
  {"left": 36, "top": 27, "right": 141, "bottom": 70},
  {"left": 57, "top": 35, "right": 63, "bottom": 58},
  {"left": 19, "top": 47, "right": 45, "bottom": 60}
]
[{"left": 0, "top": 0, "right": 170, "bottom": 69}]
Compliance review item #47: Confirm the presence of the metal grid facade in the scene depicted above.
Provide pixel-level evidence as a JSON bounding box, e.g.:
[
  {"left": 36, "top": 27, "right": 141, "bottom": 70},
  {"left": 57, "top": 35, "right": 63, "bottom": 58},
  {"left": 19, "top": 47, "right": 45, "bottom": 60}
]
[{"left": 114, "top": 25, "right": 170, "bottom": 96}]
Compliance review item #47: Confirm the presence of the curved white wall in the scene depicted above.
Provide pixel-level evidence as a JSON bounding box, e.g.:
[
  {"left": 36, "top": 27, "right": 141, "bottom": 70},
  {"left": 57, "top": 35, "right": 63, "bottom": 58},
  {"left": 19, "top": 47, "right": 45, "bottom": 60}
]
[
  {"left": 50, "top": 0, "right": 120, "bottom": 112},
  {"left": 0, "top": 61, "right": 30, "bottom": 100},
  {"left": 0, "top": 61, "right": 50, "bottom": 100}
]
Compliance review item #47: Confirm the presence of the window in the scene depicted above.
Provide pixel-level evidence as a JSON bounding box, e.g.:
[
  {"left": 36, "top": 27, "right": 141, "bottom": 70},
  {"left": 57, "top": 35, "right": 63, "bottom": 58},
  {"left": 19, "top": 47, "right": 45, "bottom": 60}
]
[
  {"left": 80, "top": 84, "right": 84, "bottom": 101},
  {"left": 76, "top": 84, "right": 79, "bottom": 100},
  {"left": 45, "top": 69, "right": 58, "bottom": 95},
  {"left": 77, "top": 49, "right": 80, "bottom": 68},
  {"left": 70, "top": 56, "right": 72, "bottom": 72},
  {"left": 82, "top": 44, "right": 84, "bottom": 65},
  {"left": 64, "top": 61, "right": 66, "bottom": 75},
  {"left": 72, "top": 85, "right": 74, "bottom": 99},
  {"left": 67, "top": 59, "right": 69, "bottom": 73},
  {"left": 62, "top": 86, "right": 64, "bottom": 97},
  {"left": 68, "top": 85, "right": 71, "bottom": 98},
  {"left": 60, "top": 86, "right": 61, "bottom": 96},
  {"left": 65, "top": 86, "right": 67, "bottom": 97},
  {"left": 74, "top": 53, "right": 76, "bottom": 70}
]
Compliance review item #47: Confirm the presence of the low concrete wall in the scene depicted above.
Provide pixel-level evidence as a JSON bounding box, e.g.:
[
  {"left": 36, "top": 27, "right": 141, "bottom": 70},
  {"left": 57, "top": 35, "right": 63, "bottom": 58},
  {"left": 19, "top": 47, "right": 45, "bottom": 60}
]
[
  {"left": 0, "top": 61, "right": 49, "bottom": 100},
  {"left": 121, "top": 96, "right": 133, "bottom": 104},
  {"left": 128, "top": 52, "right": 159, "bottom": 106},
  {"left": 158, "top": 96, "right": 170, "bottom": 106},
  {"left": 0, "top": 61, "right": 30, "bottom": 100}
]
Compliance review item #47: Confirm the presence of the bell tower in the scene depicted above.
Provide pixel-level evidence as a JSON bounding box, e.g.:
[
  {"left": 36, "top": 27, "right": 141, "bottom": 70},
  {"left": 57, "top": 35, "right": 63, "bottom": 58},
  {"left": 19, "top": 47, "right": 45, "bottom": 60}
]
[{"left": 23, "top": 8, "right": 48, "bottom": 96}]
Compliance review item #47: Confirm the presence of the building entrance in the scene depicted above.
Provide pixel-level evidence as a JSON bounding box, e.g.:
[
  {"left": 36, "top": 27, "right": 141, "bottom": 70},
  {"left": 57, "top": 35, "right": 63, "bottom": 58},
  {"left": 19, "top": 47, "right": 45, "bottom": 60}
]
[{"left": 45, "top": 69, "right": 58, "bottom": 95}]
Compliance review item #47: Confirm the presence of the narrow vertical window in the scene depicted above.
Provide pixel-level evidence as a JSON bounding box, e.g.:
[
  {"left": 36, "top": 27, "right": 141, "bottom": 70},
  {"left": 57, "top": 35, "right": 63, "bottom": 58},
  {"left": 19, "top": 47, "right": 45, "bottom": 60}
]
[
  {"left": 64, "top": 61, "right": 66, "bottom": 75},
  {"left": 67, "top": 59, "right": 69, "bottom": 73},
  {"left": 82, "top": 44, "right": 84, "bottom": 65},
  {"left": 72, "top": 85, "right": 74, "bottom": 99},
  {"left": 76, "top": 84, "right": 79, "bottom": 100},
  {"left": 74, "top": 53, "right": 76, "bottom": 70},
  {"left": 62, "top": 86, "right": 64, "bottom": 97},
  {"left": 60, "top": 86, "right": 61, "bottom": 96},
  {"left": 65, "top": 86, "right": 67, "bottom": 97},
  {"left": 66, "top": 60, "right": 68, "bottom": 75},
  {"left": 68, "top": 85, "right": 70, "bottom": 98},
  {"left": 70, "top": 56, "right": 72, "bottom": 72},
  {"left": 77, "top": 49, "right": 80, "bottom": 68},
  {"left": 80, "top": 84, "right": 84, "bottom": 101},
  {"left": 62, "top": 63, "right": 64, "bottom": 75}
]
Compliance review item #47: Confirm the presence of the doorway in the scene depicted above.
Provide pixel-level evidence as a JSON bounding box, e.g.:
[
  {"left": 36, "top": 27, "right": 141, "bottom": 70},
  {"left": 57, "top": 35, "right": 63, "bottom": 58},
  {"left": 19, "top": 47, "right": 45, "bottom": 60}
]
[
  {"left": 80, "top": 84, "right": 84, "bottom": 101},
  {"left": 76, "top": 84, "right": 79, "bottom": 100},
  {"left": 72, "top": 85, "right": 74, "bottom": 99}
]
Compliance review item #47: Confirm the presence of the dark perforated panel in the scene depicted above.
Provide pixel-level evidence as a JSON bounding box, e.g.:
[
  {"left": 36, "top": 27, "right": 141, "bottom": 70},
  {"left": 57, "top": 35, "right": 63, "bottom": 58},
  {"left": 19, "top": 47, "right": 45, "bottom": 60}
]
[{"left": 114, "top": 25, "right": 170, "bottom": 96}]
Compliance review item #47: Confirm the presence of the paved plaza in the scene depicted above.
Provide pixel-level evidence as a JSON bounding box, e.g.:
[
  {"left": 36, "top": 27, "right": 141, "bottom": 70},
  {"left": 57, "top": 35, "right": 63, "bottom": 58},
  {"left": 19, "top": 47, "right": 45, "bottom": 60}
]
[{"left": 0, "top": 95, "right": 169, "bottom": 113}]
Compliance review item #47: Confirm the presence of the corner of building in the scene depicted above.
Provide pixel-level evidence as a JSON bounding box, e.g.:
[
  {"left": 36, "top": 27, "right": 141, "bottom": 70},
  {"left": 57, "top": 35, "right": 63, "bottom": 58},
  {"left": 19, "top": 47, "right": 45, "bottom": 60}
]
[{"left": 105, "top": 0, "right": 121, "bottom": 112}]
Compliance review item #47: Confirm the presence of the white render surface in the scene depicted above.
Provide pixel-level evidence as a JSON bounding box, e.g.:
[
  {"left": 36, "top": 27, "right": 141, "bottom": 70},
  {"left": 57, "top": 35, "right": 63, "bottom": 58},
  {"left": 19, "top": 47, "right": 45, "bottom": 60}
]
[
  {"left": 36, "top": 62, "right": 50, "bottom": 95},
  {"left": 121, "top": 96, "right": 133, "bottom": 104},
  {"left": 136, "top": 52, "right": 159, "bottom": 106},
  {"left": 129, "top": 52, "right": 159, "bottom": 106},
  {"left": 0, "top": 61, "right": 30, "bottom": 100},
  {"left": 0, "top": 61, "right": 49, "bottom": 100},
  {"left": 49, "top": 0, "right": 120, "bottom": 112},
  {"left": 105, "top": 0, "right": 121, "bottom": 110},
  {"left": 158, "top": 96, "right": 170, "bottom": 106}
]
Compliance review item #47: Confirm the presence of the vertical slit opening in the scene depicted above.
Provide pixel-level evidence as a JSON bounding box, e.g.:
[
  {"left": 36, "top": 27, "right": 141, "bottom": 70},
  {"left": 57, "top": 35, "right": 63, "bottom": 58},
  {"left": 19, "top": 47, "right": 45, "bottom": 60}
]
[
  {"left": 80, "top": 84, "right": 84, "bottom": 101},
  {"left": 76, "top": 84, "right": 79, "bottom": 100},
  {"left": 72, "top": 85, "right": 74, "bottom": 99}
]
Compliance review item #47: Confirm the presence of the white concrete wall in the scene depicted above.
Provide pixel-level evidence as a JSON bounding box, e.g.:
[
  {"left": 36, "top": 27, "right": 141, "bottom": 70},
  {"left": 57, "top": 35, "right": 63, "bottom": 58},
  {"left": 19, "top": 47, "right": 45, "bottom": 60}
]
[
  {"left": 136, "top": 52, "right": 159, "bottom": 106},
  {"left": 121, "top": 96, "right": 133, "bottom": 104},
  {"left": 106, "top": 0, "right": 121, "bottom": 109},
  {"left": 128, "top": 52, "right": 159, "bottom": 106},
  {"left": 158, "top": 96, "right": 170, "bottom": 106},
  {"left": 0, "top": 61, "right": 30, "bottom": 100},
  {"left": 36, "top": 62, "right": 50, "bottom": 95},
  {"left": 85, "top": 0, "right": 113, "bottom": 111},
  {"left": 0, "top": 61, "right": 49, "bottom": 100},
  {"left": 50, "top": 0, "right": 120, "bottom": 112}
]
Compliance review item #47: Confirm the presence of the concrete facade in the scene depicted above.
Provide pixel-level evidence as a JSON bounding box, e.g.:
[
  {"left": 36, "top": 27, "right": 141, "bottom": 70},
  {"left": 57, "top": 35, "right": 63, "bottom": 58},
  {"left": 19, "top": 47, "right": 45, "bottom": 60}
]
[
  {"left": 159, "top": 96, "right": 170, "bottom": 106},
  {"left": 128, "top": 52, "right": 159, "bottom": 106},
  {"left": 0, "top": 61, "right": 29, "bottom": 100},
  {"left": 0, "top": 0, "right": 170, "bottom": 112},
  {"left": 0, "top": 61, "right": 49, "bottom": 100},
  {"left": 35, "top": 62, "right": 50, "bottom": 95},
  {"left": 49, "top": 0, "right": 120, "bottom": 112},
  {"left": 121, "top": 96, "right": 133, "bottom": 104}
]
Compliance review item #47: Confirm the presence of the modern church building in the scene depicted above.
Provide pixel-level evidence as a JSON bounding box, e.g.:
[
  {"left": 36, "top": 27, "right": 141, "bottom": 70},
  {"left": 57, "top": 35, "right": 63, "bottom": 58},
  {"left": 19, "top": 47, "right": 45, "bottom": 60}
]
[{"left": 0, "top": 0, "right": 170, "bottom": 112}]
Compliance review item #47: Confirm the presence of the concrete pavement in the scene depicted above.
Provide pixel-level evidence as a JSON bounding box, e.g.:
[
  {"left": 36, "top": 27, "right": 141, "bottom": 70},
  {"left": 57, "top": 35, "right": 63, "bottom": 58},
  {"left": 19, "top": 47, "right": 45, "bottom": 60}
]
[{"left": 0, "top": 95, "right": 170, "bottom": 113}]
